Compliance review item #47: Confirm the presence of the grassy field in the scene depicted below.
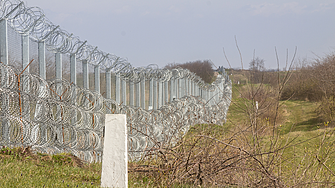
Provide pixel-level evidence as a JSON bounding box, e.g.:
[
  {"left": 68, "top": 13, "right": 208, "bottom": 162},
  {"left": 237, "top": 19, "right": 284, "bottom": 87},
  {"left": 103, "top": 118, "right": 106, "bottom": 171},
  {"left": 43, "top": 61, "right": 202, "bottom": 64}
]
[{"left": 1, "top": 90, "right": 335, "bottom": 187}]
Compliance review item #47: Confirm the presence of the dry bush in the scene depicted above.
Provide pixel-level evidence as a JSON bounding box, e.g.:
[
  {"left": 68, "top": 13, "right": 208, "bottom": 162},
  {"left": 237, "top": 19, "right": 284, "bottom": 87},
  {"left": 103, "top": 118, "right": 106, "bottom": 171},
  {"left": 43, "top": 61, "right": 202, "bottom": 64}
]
[
  {"left": 281, "top": 66, "right": 323, "bottom": 101},
  {"left": 281, "top": 53, "right": 335, "bottom": 102}
]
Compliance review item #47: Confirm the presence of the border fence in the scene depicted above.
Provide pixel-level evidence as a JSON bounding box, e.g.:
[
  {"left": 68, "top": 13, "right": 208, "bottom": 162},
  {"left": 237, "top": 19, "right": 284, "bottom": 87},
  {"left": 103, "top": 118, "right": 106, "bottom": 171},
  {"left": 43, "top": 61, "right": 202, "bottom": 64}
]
[{"left": 0, "top": 0, "right": 232, "bottom": 162}]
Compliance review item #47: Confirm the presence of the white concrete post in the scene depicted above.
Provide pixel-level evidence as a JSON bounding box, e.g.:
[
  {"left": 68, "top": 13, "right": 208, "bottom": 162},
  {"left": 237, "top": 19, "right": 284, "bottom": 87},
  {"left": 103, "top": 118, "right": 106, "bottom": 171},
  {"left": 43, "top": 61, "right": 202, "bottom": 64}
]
[{"left": 101, "top": 114, "right": 128, "bottom": 188}]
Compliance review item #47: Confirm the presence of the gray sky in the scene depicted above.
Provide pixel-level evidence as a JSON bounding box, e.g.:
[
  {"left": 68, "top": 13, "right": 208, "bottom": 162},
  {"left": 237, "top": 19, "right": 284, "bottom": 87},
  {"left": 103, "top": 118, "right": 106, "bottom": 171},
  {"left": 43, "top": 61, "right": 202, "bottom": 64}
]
[{"left": 24, "top": 0, "right": 335, "bottom": 70}]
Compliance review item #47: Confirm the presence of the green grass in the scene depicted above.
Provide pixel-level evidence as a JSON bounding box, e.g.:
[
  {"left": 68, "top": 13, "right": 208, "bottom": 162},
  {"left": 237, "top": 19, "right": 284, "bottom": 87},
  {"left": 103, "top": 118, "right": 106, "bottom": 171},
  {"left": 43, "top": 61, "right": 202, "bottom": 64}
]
[
  {"left": 2, "top": 98, "right": 335, "bottom": 187},
  {"left": 280, "top": 100, "right": 323, "bottom": 134},
  {"left": 0, "top": 147, "right": 101, "bottom": 187}
]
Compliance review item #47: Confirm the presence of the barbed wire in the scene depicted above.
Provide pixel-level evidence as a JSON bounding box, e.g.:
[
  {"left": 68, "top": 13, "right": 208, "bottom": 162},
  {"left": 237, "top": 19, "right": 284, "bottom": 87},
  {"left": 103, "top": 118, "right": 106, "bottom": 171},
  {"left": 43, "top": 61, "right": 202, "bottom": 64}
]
[
  {"left": 0, "top": 0, "right": 228, "bottom": 89},
  {"left": 0, "top": 0, "right": 233, "bottom": 162},
  {"left": 0, "top": 63, "right": 231, "bottom": 162}
]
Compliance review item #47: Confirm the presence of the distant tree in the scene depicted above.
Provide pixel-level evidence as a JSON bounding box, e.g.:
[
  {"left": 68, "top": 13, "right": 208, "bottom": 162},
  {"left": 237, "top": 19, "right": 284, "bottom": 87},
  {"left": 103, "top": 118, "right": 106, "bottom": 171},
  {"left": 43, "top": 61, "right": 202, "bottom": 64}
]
[
  {"left": 165, "top": 60, "right": 215, "bottom": 83},
  {"left": 249, "top": 57, "right": 265, "bottom": 84},
  {"left": 249, "top": 57, "right": 265, "bottom": 72}
]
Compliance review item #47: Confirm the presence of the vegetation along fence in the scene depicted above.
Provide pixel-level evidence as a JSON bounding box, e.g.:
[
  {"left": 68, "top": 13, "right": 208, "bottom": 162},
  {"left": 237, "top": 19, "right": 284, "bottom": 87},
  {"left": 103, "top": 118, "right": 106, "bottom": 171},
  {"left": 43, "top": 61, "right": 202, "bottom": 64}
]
[{"left": 0, "top": 0, "right": 232, "bottom": 162}]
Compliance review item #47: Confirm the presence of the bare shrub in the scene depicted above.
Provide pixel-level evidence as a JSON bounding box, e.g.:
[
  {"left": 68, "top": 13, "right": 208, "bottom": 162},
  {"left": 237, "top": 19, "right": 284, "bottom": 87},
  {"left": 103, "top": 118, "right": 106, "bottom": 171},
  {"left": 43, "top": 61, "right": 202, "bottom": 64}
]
[{"left": 129, "top": 49, "right": 335, "bottom": 187}]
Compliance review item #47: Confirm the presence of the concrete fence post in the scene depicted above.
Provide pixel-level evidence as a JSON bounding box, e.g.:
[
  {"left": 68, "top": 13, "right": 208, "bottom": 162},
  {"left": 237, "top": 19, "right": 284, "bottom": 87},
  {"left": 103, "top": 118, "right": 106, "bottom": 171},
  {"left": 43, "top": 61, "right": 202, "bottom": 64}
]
[{"left": 101, "top": 114, "right": 128, "bottom": 188}]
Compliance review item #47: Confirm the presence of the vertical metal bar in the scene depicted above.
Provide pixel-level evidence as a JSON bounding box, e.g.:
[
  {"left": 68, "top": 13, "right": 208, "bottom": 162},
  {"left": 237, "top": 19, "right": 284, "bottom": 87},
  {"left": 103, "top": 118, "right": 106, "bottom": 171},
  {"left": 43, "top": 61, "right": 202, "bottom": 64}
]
[
  {"left": 170, "top": 77, "right": 175, "bottom": 102},
  {"left": 0, "top": 19, "right": 8, "bottom": 144},
  {"left": 164, "top": 81, "right": 168, "bottom": 104},
  {"left": 0, "top": 19, "right": 8, "bottom": 65},
  {"left": 38, "top": 41, "right": 46, "bottom": 79},
  {"left": 82, "top": 60, "right": 89, "bottom": 89},
  {"left": 129, "top": 81, "right": 134, "bottom": 106},
  {"left": 115, "top": 73, "right": 121, "bottom": 104},
  {"left": 106, "top": 71, "right": 111, "bottom": 98},
  {"left": 135, "top": 82, "right": 140, "bottom": 107},
  {"left": 192, "top": 80, "right": 195, "bottom": 96},
  {"left": 55, "top": 53, "right": 62, "bottom": 80},
  {"left": 153, "top": 80, "right": 157, "bottom": 110},
  {"left": 141, "top": 79, "right": 145, "bottom": 109},
  {"left": 70, "top": 54, "right": 77, "bottom": 85},
  {"left": 207, "top": 89, "right": 211, "bottom": 103},
  {"left": 188, "top": 79, "right": 191, "bottom": 96},
  {"left": 106, "top": 70, "right": 112, "bottom": 113},
  {"left": 94, "top": 65, "right": 100, "bottom": 93},
  {"left": 215, "top": 87, "right": 219, "bottom": 104},
  {"left": 121, "top": 78, "right": 126, "bottom": 105},
  {"left": 158, "top": 81, "right": 163, "bottom": 108},
  {"left": 22, "top": 34, "right": 29, "bottom": 73},
  {"left": 55, "top": 52, "right": 62, "bottom": 98},
  {"left": 149, "top": 79, "right": 153, "bottom": 110},
  {"left": 70, "top": 54, "right": 77, "bottom": 126},
  {"left": 175, "top": 78, "right": 178, "bottom": 98},
  {"left": 184, "top": 78, "right": 188, "bottom": 96},
  {"left": 178, "top": 78, "right": 182, "bottom": 98}
]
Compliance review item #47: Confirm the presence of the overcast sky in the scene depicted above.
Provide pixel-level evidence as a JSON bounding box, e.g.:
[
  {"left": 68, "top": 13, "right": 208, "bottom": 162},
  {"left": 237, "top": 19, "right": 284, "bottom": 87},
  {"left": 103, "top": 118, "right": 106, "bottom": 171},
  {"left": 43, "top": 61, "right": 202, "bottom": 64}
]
[{"left": 24, "top": 0, "right": 335, "bottom": 70}]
